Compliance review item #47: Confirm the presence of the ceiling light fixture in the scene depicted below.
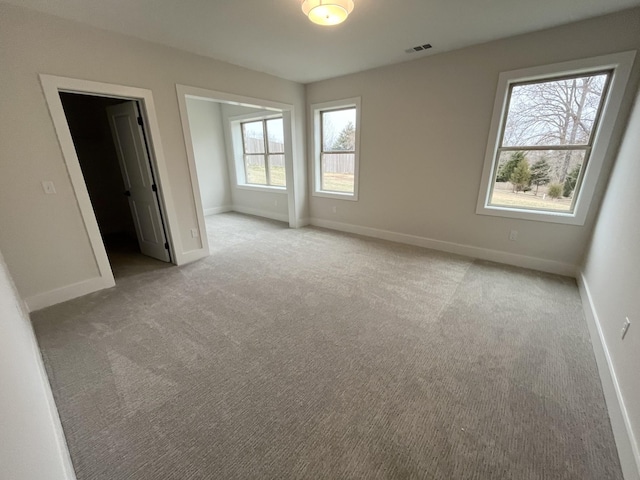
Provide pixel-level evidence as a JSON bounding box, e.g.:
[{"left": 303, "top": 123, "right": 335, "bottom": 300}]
[{"left": 302, "top": 0, "right": 354, "bottom": 26}]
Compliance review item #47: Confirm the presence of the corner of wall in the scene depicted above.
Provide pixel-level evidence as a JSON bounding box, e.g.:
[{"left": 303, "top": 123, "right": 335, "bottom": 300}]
[
  {"left": 25, "top": 276, "right": 115, "bottom": 313},
  {"left": 577, "top": 272, "right": 640, "bottom": 480},
  {"left": 309, "top": 217, "right": 577, "bottom": 277}
]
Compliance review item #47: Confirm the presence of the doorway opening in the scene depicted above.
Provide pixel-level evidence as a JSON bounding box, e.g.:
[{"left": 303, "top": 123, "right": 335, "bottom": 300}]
[
  {"left": 59, "top": 92, "right": 172, "bottom": 279},
  {"left": 176, "top": 85, "right": 302, "bottom": 256}
]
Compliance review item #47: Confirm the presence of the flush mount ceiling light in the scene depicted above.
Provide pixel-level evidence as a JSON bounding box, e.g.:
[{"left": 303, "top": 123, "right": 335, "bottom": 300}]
[{"left": 302, "top": 0, "right": 355, "bottom": 26}]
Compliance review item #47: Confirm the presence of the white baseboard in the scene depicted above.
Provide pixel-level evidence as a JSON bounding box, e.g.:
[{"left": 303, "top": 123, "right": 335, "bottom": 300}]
[
  {"left": 233, "top": 206, "right": 289, "bottom": 223},
  {"left": 178, "top": 248, "right": 209, "bottom": 265},
  {"left": 30, "top": 323, "right": 78, "bottom": 479},
  {"left": 25, "top": 276, "right": 115, "bottom": 312},
  {"left": 578, "top": 273, "right": 640, "bottom": 480},
  {"left": 309, "top": 218, "right": 577, "bottom": 276},
  {"left": 291, "top": 217, "right": 310, "bottom": 229},
  {"left": 203, "top": 205, "right": 232, "bottom": 216}
]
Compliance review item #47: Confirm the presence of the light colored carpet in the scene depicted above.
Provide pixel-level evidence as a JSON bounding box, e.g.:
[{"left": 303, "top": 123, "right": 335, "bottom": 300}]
[{"left": 32, "top": 213, "right": 622, "bottom": 479}]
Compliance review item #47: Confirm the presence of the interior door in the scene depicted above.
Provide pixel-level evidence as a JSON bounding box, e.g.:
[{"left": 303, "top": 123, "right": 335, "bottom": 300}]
[{"left": 106, "top": 101, "right": 170, "bottom": 262}]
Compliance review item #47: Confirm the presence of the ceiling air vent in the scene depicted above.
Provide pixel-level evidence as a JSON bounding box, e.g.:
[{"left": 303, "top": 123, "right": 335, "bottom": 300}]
[{"left": 405, "top": 44, "right": 432, "bottom": 54}]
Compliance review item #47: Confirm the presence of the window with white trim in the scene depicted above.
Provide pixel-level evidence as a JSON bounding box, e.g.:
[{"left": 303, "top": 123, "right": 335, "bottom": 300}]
[
  {"left": 240, "top": 117, "right": 286, "bottom": 187},
  {"left": 476, "top": 52, "right": 635, "bottom": 225},
  {"left": 311, "top": 98, "right": 361, "bottom": 200}
]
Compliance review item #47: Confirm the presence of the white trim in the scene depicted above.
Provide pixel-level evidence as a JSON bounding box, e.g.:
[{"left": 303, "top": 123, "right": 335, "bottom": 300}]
[
  {"left": 233, "top": 206, "right": 289, "bottom": 223},
  {"left": 175, "top": 86, "right": 212, "bottom": 261},
  {"left": 175, "top": 84, "right": 302, "bottom": 229},
  {"left": 235, "top": 185, "right": 288, "bottom": 193},
  {"left": 1, "top": 249, "right": 76, "bottom": 478},
  {"left": 227, "top": 111, "right": 282, "bottom": 123},
  {"left": 25, "top": 276, "right": 113, "bottom": 312},
  {"left": 292, "top": 217, "right": 311, "bottom": 228},
  {"left": 31, "top": 326, "right": 78, "bottom": 479},
  {"left": 178, "top": 249, "right": 210, "bottom": 265},
  {"left": 578, "top": 273, "right": 640, "bottom": 480},
  {"left": 39, "top": 75, "right": 116, "bottom": 290},
  {"left": 312, "top": 190, "right": 359, "bottom": 201},
  {"left": 310, "top": 97, "right": 361, "bottom": 201},
  {"left": 177, "top": 85, "right": 289, "bottom": 112},
  {"left": 227, "top": 112, "right": 287, "bottom": 191},
  {"left": 204, "top": 205, "right": 233, "bottom": 216},
  {"left": 309, "top": 217, "right": 576, "bottom": 276},
  {"left": 38, "top": 75, "right": 187, "bottom": 306},
  {"left": 476, "top": 51, "right": 636, "bottom": 225},
  {"left": 12, "top": 275, "right": 78, "bottom": 478},
  {"left": 40, "top": 75, "right": 184, "bottom": 264}
]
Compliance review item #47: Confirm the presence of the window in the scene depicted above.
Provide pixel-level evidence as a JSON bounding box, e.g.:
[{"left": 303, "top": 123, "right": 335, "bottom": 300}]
[
  {"left": 240, "top": 117, "right": 285, "bottom": 187},
  {"left": 311, "top": 98, "right": 361, "bottom": 200},
  {"left": 477, "top": 52, "right": 635, "bottom": 225}
]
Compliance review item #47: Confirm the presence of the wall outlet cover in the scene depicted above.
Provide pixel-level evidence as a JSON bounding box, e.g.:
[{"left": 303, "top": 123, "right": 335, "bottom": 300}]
[{"left": 42, "top": 181, "right": 57, "bottom": 194}]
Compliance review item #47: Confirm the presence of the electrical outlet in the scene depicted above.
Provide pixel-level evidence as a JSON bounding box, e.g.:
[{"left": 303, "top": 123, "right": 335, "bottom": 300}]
[
  {"left": 42, "top": 180, "right": 56, "bottom": 194},
  {"left": 621, "top": 317, "right": 631, "bottom": 340},
  {"left": 190, "top": 228, "right": 199, "bottom": 239},
  {"left": 509, "top": 230, "right": 518, "bottom": 241}
]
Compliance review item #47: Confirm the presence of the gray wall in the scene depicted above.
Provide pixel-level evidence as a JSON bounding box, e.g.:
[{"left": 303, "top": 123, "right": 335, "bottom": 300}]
[
  {"left": 220, "top": 104, "right": 290, "bottom": 222},
  {"left": 306, "top": 8, "right": 640, "bottom": 270},
  {"left": 582, "top": 86, "right": 640, "bottom": 479},
  {"left": 184, "top": 99, "right": 291, "bottom": 222},
  {"left": 0, "top": 248, "right": 74, "bottom": 480},
  {"left": 185, "top": 98, "right": 232, "bottom": 215},
  {"left": 0, "top": 3, "right": 306, "bottom": 301}
]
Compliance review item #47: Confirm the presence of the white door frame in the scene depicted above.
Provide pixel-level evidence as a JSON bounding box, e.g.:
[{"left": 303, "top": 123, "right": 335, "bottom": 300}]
[
  {"left": 175, "top": 84, "right": 301, "bottom": 243},
  {"left": 40, "top": 74, "right": 184, "bottom": 290}
]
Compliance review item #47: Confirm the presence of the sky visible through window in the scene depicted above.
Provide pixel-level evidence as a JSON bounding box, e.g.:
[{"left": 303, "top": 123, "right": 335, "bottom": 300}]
[
  {"left": 242, "top": 118, "right": 286, "bottom": 187},
  {"left": 489, "top": 72, "right": 610, "bottom": 213},
  {"left": 322, "top": 108, "right": 356, "bottom": 151},
  {"left": 320, "top": 107, "right": 356, "bottom": 193}
]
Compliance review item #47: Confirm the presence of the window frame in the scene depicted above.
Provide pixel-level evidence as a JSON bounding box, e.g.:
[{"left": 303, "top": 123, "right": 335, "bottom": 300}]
[
  {"left": 228, "top": 112, "right": 286, "bottom": 192},
  {"left": 476, "top": 51, "right": 635, "bottom": 225},
  {"left": 310, "top": 97, "right": 361, "bottom": 201},
  {"left": 240, "top": 118, "right": 286, "bottom": 187}
]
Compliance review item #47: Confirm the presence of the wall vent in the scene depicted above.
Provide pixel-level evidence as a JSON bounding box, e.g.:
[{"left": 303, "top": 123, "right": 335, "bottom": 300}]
[{"left": 405, "top": 44, "right": 432, "bottom": 54}]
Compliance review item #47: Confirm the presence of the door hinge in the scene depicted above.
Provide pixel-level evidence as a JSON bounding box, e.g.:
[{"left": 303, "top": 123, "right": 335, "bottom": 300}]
[
  {"left": 151, "top": 184, "right": 157, "bottom": 192},
  {"left": 137, "top": 116, "right": 143, "bottom": 126},
  {"left": 164, "top": 242, "right": 169, "bottom": 250}
]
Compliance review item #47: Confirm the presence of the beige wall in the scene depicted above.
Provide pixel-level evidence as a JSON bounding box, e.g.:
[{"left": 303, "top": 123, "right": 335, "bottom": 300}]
[
  {"left": 185, "top": 98, "right": 232, "bottom": 214},
  {"left": 306, "top": 9, "right": 640, "bottom": 268},
  {"left": 0, "top": 248, "right": 74, "bottom": 479},
  {"left": 582, "top": 86, "right": 640, "bottom": 478},
  {"left": 1, "top": 3, "right": 638, "bottom": 476},
  {"left": 0, "top": 2, "right": 638, "bottom": 298},
  {"left": 0, "top": 3, "right": 305, "bottom": 300},
  {"left": 220, "top": 104, "right": 290, "bottom": 221}
]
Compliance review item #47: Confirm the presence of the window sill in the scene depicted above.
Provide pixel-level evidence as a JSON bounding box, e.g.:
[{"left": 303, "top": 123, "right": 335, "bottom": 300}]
[
  {"left": 476, "top": 204, "right": 585, "bottom": 226},
  {"left": 235, "top": 184, "right": 287, "bottom": 194},
  {"left": 312, "top": 190, "right": 358, "bottom": 201}
]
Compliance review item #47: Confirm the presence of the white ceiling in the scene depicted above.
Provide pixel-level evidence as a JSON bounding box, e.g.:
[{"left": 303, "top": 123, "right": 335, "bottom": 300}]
[{"left": 6, "top": 0, "right": 640, "bottom": 83}]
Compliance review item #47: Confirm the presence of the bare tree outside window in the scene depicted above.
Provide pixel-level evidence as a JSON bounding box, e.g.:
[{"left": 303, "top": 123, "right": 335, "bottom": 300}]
[
  {"left": 489, "top": 72, "right": 611, "bottom": 213},
  {"left": 320, "top": 107, "right": 356, "bottom": 193}
]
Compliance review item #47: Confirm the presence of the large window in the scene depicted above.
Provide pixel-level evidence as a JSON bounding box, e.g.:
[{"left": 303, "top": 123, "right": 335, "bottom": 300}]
[
  {"left": 311, "top": 98, "right": 361, "bottom": 200},
  {"left": 240, "top": 117, "right": 285, "bottom": 187},
  {"left": 476, "top": 52, "right": 634, "bottom": 225}
]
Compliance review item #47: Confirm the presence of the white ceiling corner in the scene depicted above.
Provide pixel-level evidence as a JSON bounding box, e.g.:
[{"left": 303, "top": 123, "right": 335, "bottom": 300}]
[{"left": 5, "top": 0, "right": 640, "bottom": 83}]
